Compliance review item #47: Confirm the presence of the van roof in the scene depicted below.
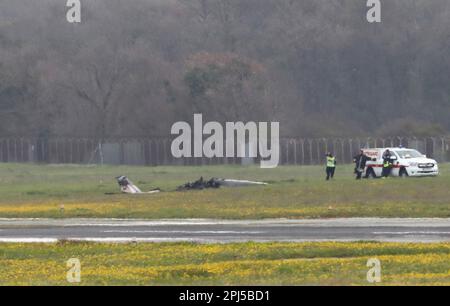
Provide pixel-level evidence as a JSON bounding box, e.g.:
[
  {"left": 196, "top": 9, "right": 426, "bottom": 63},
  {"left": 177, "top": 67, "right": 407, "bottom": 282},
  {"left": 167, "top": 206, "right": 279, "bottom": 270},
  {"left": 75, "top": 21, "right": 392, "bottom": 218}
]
[
  {"left": 363, "top": 147, "right": 417, "bottom": 152},
  {"left": 364, "top": 147, "right": 414, "bottom": 151}
]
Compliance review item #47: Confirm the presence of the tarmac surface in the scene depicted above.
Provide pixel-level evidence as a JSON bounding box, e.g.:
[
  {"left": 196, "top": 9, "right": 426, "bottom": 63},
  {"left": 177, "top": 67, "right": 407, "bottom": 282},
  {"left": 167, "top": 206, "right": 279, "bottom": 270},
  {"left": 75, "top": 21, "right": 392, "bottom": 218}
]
[{"left": 0, "top": 218, "right": 449, "bottom": 243}]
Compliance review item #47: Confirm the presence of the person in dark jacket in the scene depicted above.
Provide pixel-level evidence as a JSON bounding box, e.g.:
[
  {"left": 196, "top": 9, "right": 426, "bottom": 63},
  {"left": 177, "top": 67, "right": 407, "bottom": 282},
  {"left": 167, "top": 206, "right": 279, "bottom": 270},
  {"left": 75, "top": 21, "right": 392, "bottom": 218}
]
[
  {"left": 382, "top": 149, "right": 392, "bottom": 161},
  {"left": 353, "top": 149, "right": 371, "bottom": 180}
]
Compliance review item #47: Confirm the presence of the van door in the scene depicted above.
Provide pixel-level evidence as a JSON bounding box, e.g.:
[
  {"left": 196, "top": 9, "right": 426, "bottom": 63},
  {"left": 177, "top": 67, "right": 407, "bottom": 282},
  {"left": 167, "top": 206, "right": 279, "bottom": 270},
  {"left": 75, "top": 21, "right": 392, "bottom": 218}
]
[{"left": 390, "top": 152, "right": 400, "bottom": 176}]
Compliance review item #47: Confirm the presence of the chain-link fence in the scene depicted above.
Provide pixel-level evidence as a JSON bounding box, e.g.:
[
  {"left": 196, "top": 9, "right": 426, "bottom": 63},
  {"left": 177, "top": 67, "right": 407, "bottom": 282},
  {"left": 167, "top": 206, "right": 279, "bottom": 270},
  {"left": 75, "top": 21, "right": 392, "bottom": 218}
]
[{"left": 0, "top": 136, "right": 449, "bottom": 166}]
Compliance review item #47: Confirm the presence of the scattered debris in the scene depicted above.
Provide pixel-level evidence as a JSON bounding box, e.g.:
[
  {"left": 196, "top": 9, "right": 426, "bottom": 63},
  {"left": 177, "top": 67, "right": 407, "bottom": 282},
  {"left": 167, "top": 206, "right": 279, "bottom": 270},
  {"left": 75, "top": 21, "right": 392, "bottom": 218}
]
[
  {"left": 116, "top": 176, "right": 160, "bottom": 194},
  {"left": 177, "top": 177, "right": 267, "bottom": 191}
]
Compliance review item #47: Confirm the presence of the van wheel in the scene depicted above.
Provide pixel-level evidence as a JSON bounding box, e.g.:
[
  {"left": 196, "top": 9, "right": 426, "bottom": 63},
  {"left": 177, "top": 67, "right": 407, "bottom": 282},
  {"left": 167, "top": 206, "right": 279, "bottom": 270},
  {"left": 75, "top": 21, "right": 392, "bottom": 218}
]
[
  {"left": 399, "top": 168, "right": 408, "bottom": 178},
  {"left": 366, "top": 168, "right": 377, "bottom": 179}
]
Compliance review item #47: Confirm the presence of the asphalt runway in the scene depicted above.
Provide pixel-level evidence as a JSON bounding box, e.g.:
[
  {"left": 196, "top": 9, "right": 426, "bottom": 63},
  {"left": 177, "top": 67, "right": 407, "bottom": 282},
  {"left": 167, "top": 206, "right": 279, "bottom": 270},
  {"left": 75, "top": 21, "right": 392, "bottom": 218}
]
[{"left": 0, "top": 218, "right": 449, "bottom": 243}]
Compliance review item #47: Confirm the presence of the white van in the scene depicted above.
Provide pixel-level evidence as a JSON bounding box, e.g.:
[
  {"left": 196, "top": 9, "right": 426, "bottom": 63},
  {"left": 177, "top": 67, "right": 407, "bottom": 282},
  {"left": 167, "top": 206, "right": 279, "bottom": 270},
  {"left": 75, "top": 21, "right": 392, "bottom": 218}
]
[{"left": 363, "top": 148, "right": 439, "bottom": 178}]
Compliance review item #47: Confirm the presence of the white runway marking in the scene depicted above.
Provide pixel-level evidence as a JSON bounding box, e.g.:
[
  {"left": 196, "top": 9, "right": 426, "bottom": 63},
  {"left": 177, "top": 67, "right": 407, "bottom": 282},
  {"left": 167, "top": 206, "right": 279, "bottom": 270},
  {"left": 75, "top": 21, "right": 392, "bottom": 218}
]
[
  {"left": 102, "top": 230, "right": 264, "bottom": 234},
  {"left": 373, "top": 231, "right": 450, "bottom": 235},
  {"left": 0, "top": 237, "right": 448, "bottom": 244},
  {"left": 2, "top": 217, "right": 450, "bottom": 228},
  {"left": 0, "top": 238, "right": 58, "bottom": 243}
]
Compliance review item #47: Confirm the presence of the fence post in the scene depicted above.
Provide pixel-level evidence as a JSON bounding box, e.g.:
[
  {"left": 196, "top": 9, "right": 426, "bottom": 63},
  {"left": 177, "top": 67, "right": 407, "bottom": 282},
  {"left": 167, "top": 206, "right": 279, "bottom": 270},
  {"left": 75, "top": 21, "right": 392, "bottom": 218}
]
[
  {"left": 316, "top": 139, "right": 321, "bottom": 165},
  {"left": 293, "top": 139, "right": 298, "bottom": 165},
  {"left": 441, "top": 137, "right": 446, "bottom": 162},
  {"left": 299, "top": 139, "right": 305, "bottom": 165}
]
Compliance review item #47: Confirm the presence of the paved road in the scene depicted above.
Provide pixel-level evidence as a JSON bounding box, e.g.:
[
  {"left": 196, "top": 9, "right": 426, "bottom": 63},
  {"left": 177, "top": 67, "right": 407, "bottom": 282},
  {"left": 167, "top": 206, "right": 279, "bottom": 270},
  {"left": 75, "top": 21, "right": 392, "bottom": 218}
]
[{"left": 0, "top": 218, "right": 450, "bottom": 243}]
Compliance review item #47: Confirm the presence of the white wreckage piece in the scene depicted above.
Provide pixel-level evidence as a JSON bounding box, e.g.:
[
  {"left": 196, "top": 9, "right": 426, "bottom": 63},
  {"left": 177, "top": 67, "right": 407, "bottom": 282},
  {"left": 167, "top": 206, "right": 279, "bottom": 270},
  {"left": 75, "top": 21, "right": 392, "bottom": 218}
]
[
  {"left": 216, "top": 179, "right": 268, "bottom": 187},
  {"left": 116, "top": 176, "right": 160, "bottom": 194}
]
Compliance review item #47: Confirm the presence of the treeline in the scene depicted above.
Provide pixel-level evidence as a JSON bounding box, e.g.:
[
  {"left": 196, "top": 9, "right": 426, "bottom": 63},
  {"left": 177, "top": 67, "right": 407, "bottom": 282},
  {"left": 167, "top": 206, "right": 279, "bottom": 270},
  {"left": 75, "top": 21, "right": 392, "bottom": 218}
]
[{"left": 0, "top": 0, "right": 449, "bottom": 138}]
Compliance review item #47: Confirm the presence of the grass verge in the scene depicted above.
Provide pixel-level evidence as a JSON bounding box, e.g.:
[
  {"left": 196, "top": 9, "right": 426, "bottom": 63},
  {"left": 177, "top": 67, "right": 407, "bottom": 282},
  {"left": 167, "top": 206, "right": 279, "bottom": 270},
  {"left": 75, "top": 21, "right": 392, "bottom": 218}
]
[
  {"left": 0, "top": 163, "right": 448, "bottom": 219},
  {"left": 0, "top": 242, "right": 449, "bottom": 285}
]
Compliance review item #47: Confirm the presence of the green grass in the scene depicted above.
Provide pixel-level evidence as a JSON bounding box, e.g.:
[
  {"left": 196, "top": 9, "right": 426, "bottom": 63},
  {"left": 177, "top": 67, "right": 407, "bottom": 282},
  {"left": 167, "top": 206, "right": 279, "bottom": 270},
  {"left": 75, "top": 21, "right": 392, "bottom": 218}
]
[
  {"left": 1, "top": 164, "right": 447, "bottom": 286},
  {"left": 0, "top": 163, "right": 449, "bottom": 219},
  {"left": 0, "top": 242, "right": 449, "bottom": 285}
]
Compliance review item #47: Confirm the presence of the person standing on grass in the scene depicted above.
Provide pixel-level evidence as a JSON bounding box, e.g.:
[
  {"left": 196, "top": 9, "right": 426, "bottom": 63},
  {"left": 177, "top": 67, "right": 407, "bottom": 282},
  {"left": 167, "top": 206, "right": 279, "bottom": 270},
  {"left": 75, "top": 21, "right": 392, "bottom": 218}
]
[
  {"left": 325, "top": 152, "right": 337, "bottom": 181},
  {"left": 382, "top": 149, "right": 394, "bottom": 178},
  {"left": 353, "top": 149, "right": 370, "bottom": 180}
]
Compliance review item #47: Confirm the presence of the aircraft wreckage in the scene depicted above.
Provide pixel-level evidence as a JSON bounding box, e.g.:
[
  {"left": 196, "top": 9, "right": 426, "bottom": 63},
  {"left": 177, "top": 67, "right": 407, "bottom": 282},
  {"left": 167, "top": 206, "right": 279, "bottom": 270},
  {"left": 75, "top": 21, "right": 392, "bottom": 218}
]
[
  {"left": 116, "top": 176, "right": 161, "bottom": 194},
  {"left": 177, "top": 177, "right": 267, "bottom": 191},
  {"left": 116, "top": 176, "right": 267, "bottom": 194}
]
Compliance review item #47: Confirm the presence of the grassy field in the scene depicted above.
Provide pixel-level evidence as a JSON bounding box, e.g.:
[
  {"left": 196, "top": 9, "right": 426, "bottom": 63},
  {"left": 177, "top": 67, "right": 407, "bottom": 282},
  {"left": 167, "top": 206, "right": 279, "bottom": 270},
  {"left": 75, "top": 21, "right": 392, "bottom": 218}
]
[
  {"left": 0, "top": 163, "right": 449, "bottom": 219},
  {"left": 0, "top": 241, "right": 449, "bottom": 285},
  {"left": 1, "top": 164, "right": 449, "bottom": 286}
]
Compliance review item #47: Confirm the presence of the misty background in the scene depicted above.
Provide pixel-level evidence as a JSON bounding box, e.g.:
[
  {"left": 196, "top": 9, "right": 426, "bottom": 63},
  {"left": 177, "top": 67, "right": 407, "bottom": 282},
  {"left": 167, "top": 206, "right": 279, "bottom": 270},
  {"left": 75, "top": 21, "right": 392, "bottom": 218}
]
[{"left": 1, "top": 0, "right": 449, "bottom": 139}]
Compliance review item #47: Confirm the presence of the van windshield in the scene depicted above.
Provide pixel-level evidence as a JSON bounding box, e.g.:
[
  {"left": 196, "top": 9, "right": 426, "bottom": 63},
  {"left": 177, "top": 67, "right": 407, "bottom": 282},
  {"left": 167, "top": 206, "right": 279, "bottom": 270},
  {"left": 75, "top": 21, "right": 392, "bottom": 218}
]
[{"left": 394, "top": 150, "right": 422, "bottom": 159}]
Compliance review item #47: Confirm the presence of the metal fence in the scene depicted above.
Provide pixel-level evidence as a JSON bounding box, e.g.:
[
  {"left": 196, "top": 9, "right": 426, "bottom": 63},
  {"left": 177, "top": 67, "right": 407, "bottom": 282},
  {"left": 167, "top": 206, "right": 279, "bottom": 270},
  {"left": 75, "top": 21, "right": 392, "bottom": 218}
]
[{"left": 0, "top": 136, "right": 449, "bottom": 166}]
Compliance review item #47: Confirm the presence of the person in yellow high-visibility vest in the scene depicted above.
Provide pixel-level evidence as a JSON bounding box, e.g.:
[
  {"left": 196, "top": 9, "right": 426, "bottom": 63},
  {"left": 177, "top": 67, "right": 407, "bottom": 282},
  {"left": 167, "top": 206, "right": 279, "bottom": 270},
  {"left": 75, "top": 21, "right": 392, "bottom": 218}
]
[
  {"left": 381, "top": 149, "right": 394, "bottom": 178},
  {"left": 325, "top": 152, "right": 337, "bottom": 181}
]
